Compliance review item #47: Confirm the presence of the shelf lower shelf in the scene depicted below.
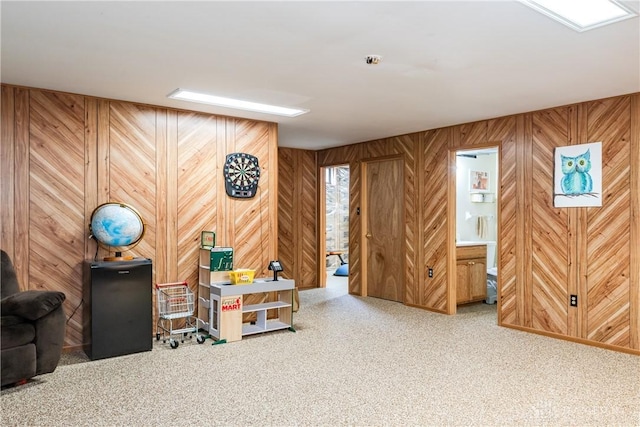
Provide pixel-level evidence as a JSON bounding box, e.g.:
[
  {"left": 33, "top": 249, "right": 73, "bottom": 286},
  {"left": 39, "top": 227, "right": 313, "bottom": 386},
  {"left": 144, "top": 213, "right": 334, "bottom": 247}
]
[
  {"left": 243, "top": 301, "right": 291, "bottom": 313},
  {"left": 242, "top": 321, "right": 291, "bottom": 336}
]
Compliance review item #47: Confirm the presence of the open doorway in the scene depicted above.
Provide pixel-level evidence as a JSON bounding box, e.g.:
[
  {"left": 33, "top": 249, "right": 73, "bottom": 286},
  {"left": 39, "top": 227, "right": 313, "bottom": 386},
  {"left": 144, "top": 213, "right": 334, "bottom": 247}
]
[
  {"left": 453, "top": 147, "right": 499, "bottom": 316},
  {"left": 320, "top": 165, "right": 350, "bottom": 289}
]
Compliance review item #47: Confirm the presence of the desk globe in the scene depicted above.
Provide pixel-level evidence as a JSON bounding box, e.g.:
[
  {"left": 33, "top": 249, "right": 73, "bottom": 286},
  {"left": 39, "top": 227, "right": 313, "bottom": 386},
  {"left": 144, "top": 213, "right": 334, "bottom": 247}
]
[{"left": 89, "top": 202, "right": 145, "bottom": 261}]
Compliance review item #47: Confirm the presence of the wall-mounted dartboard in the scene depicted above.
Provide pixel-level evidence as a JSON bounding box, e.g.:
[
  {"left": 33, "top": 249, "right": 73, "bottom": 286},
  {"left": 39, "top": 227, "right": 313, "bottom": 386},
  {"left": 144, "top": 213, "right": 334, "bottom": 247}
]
[{"left": 223, "top": 152, "right": 261, "bottom": 198}]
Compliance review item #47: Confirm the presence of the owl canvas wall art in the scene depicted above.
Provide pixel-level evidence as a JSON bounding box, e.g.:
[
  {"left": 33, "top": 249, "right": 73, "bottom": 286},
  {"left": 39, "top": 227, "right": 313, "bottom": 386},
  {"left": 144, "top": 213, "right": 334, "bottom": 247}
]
[
  {"left": 560, "top": 149, "right": 592, "bottom": 194},
  {"left": 554, "top": 142, "right": 602, "bottom": 208}
]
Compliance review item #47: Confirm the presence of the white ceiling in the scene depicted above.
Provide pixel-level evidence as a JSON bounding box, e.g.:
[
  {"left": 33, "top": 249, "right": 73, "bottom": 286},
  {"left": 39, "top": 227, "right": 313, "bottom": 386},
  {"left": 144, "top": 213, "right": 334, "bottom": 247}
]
[{"left": 2, "top": 1, "right": 639, "bottom": 150}]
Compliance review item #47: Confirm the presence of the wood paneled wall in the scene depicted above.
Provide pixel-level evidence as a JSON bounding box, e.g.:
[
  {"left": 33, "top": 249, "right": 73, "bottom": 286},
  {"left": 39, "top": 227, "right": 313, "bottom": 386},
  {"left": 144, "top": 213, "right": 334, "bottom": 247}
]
[
  {"left": 2, "top": 83, "right": 636, "bottom": 354},
  {"left": 421, "top": 129, "right": 449, "bottom": 312},
  {"left": 497, "top": 96, "right": 638, "bottom": 352},
  {"left": 1, "top": 85, "right": 279, "bottom": 349},
  {"left": 277, "top": 148, "right": 318, "bottom": 289},
  {"left": 283, "top": 93, "right": 639, "bottom": 354}
]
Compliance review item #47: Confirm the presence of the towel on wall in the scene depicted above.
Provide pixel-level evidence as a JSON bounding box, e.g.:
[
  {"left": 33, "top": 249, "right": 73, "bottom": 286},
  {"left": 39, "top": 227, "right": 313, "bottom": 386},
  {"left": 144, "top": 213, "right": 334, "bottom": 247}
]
[{"left": 476, "top": 216, "right": 489, "bottom": 239}]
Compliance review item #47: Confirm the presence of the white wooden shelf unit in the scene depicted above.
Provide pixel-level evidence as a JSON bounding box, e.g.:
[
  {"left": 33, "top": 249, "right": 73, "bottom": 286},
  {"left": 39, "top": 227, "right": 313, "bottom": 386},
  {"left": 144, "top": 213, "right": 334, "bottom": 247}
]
[{"left": 198, "top": 249, "right": 294, "bottom": 343}]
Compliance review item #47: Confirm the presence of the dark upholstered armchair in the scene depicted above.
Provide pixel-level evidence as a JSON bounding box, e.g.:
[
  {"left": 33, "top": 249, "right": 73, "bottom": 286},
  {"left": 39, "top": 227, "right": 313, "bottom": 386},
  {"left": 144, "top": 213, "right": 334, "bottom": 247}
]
[{"left": 1, "top": 250, "right": 66, "bottom": 387}]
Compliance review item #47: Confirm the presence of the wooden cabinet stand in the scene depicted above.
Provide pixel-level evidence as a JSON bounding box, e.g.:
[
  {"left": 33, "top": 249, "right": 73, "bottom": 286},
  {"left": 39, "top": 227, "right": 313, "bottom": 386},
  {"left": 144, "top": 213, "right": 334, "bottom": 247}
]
[{"left": 456, "top": 245, "right": 487, "bottom": 305}]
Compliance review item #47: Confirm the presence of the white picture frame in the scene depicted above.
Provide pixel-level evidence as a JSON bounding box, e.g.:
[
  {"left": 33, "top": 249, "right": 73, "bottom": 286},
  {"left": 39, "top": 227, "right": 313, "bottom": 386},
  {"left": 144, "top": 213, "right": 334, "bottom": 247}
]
[
  {"left": 469, "top": 170, "right": 490, "bottom": 193},
  {"left": 553, "top": 142, "right": 602, "bottom": 208}
]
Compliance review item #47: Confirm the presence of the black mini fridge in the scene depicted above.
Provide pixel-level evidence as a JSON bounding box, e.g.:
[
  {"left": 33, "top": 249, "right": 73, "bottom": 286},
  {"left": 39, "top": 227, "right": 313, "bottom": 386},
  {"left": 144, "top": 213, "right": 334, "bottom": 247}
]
[{"left": 83, "top": 258, "right": 152, "bottom": 360}]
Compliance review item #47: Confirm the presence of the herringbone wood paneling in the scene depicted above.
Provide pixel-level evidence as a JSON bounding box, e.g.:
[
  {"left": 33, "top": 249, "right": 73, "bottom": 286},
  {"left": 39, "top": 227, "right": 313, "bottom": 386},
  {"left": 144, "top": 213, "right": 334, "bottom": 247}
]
[
  {"left": 29, "top": 90, "right": 86, "bottom": 346},
  {"left": 318, "top": 143, "right": 361, "bottom": 166},
  {"left": 516, "top": 115, "right": 535, "bottom": 328},
  {"left": 362, "top": 138, "right": 385, "bottom": 158},
  {"left": 422, "top": 129, "right": 449, "bottom": 311},
  {"left": 278, "top": 148, "right": 296, "bottom": 283},
  {"left": 176, "top": 111, "right": 218, "bottom": 292},
  {"left": 277, "top": 148, "right": 317, "bottom": 288},
  {"left": 531, "top": 108, "right": 570, "bottom": 334},
  {"left": 1, "top": 86, "right": 16, "bottom": 258},
  {"left": 488, "top": 117, "right": 517, "bottom": 326},
  {"left": 630, "top": 94, "right": 640, "bottom": 351},
  {"left": 227, "top": 119, "right": 278, "bottom": 316},
  {"left": 109, "top": 102, "right": 157, "bottom": 264},
  {"left": 230, "top": 120, "right": 271, "bottom": 276},
  {"left": 349, "top": 165, "right": 362, "bottom": 295},
  {"left": 455, "top": 121, "right": 488, "bottom": 148},
  {"left": 14, "top": 89, "right": 30, "bottom": 289},
  {"left": 1, "top": 85, "right": 280, "bottom": 349},
  {"left": 586, "top": 97, "right": 631, "bottom": 346},
  {"left": 3, "top": 82, "right": 637, "bottom": 354},
  {"left": 298, "top": 151, "right": 318, "bottom": 288},
  {"left": 84, "top": 98, "right": 99, "bottom": 263},
  {"left": 396, "top": 135, "right": 417, "bottom": 305},
  {"left": 345, "top": 145, "right": 364, "bottom": 295}
]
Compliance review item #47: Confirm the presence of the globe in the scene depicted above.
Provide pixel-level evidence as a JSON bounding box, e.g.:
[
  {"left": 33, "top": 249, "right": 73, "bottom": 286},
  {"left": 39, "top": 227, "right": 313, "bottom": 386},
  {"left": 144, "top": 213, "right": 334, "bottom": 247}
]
[{"left": 90, "top": 202, "right": 145, "bottom": 261}]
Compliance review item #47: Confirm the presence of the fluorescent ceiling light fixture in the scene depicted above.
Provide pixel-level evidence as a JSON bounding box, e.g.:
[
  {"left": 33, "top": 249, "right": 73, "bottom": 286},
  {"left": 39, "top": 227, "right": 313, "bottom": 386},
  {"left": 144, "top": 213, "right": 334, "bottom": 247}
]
[
  {"left": 519, "top": 0, "right": 637, "bottom": 31},
  {"left": 167, "top": 89, "right": 308, "bottom": 117}
]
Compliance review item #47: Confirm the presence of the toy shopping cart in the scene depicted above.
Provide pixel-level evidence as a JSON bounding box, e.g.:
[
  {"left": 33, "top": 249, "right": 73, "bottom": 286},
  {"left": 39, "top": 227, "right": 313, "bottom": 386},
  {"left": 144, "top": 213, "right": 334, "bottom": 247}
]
[{"left": 155, "top": 282, "right": 206, "bottom": 348}]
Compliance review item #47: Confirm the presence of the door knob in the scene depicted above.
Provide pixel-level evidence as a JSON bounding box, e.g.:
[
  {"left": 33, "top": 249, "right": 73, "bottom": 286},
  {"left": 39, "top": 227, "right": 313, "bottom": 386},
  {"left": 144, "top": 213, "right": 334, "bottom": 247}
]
[{"left": 365, "top": 233, "right": 372, "bottom": 238}]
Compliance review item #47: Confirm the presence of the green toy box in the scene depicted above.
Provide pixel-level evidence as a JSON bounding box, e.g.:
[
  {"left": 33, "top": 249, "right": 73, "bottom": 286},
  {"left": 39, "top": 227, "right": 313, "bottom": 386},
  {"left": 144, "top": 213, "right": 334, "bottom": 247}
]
[{"left": 210, "top": 247, "right": 233, "bottom": 271}]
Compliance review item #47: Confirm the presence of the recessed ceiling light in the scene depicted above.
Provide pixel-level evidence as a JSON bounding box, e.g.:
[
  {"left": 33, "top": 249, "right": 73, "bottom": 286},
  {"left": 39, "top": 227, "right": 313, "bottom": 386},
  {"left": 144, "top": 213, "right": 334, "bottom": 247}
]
[
  {"left": 519, "top": 0, "right": 637, "bottom": 32},
  {"left": 167, "top": 89, "right": 309, "bottom": 117}
]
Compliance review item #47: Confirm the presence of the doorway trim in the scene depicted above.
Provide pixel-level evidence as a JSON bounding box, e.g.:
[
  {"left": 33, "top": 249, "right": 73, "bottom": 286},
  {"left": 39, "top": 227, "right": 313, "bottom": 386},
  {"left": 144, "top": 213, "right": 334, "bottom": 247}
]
[
  {"left": 447, "top": 143, "right": 501, "bottom": 315},
  {"left": 319, "top": 165, "right": 328, "bottom": 289},
  {"left": 319, "top": 163, "right": 350, "bottom": 289}
]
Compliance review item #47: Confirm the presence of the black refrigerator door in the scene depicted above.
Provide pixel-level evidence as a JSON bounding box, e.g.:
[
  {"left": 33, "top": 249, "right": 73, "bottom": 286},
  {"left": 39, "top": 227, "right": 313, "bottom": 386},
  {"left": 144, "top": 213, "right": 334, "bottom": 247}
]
[{"left": 88, "top": 259, "right": 152, "bottom": 360}]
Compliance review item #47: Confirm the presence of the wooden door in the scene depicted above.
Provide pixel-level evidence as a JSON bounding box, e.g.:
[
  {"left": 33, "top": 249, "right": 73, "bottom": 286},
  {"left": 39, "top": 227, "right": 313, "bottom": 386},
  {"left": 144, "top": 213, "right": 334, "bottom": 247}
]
[{"left": 363, "top": 157, "right": 404, "bottom": 302}]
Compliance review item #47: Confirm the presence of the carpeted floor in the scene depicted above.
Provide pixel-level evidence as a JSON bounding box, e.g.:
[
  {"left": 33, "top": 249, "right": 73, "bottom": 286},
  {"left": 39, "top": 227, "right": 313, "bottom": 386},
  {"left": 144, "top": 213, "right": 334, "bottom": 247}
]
[{"left": 1, "top": 276, "right": 638, "bottom": 426}]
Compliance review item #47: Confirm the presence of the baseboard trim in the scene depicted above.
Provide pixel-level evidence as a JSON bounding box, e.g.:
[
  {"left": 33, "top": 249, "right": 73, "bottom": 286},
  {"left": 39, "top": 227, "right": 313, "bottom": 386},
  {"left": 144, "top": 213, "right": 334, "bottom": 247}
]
[
  {"left": 501, "top": 323, "right": 640, "bottom": 356},
  {"left": 404, "top": 302, "right": 448, "bottom": 315}
]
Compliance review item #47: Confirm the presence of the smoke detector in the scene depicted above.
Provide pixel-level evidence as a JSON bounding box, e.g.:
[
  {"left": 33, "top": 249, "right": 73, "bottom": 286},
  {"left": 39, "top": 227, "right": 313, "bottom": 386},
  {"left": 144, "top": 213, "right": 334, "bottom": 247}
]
[{"left": 365, "top": 55, "right": 382, "bottom": 65}]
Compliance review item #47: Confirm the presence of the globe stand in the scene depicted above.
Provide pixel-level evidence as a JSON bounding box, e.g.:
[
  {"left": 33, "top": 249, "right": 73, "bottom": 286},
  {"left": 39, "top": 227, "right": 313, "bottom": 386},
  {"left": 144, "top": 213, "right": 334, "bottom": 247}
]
[
  {"left": 104, "top": 251, "right": 134, "bottom": 262},
  {"left": 90, "top": 202, "right": 145, "bottom": 263}
]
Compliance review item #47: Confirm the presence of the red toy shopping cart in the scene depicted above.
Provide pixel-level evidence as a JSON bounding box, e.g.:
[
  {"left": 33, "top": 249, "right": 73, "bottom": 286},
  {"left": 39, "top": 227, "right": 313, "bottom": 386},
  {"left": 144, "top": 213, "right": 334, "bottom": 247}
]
[{"left": 155, "top": 282, "right": 206, "bottom": 348}]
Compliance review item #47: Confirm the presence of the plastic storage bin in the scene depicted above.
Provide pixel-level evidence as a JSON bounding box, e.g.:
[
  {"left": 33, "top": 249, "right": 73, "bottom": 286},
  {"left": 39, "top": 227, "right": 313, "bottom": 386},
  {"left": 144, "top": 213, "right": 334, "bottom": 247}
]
[{"left": 229, "top": 269, "right": 255, "bottom": 285}]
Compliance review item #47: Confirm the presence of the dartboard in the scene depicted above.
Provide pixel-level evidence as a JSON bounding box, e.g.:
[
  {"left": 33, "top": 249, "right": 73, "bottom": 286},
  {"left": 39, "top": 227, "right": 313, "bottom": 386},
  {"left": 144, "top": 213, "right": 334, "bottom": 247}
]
[{"left": 223, "top": 153, "right": 261, "bottom": 198}]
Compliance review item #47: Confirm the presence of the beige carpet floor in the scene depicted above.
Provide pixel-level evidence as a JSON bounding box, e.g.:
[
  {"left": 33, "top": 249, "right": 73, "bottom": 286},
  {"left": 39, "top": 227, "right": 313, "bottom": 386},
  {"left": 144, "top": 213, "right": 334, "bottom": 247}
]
[{"left": 1, "top": 275, "right": 638, "bottom": 426}]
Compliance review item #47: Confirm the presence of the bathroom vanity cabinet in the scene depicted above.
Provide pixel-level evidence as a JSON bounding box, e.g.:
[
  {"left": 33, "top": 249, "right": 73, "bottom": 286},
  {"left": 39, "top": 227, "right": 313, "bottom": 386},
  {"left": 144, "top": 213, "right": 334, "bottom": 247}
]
[{"left": 456, "top": 245, "right": 487, "bottom": 304}]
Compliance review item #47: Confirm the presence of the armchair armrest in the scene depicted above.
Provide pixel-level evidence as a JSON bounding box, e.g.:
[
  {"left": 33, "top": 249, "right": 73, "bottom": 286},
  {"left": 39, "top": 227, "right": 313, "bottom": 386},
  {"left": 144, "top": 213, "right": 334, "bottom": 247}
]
[{"left": 1, "top": 290, "right": 66, "bottom": 321}]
